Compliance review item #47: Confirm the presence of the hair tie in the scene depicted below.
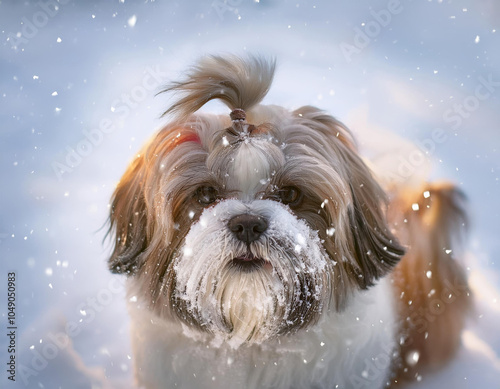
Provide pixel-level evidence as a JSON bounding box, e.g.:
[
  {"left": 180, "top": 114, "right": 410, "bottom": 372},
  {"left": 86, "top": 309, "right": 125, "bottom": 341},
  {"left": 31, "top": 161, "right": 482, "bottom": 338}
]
[{"left": 230, "top": 108, "right": 246, "bottom": 122}]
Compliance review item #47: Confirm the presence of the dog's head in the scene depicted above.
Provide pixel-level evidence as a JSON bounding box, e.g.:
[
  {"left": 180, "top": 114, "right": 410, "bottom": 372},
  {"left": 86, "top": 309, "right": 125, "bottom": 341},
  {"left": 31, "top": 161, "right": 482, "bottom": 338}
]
[{"left": 107, "top": 55, "right": 404, "bottom": 347}]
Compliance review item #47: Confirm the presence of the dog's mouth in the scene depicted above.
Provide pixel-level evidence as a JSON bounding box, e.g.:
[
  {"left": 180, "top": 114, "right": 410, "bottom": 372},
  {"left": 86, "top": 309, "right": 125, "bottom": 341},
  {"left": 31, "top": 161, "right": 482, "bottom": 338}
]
[{"left": 231, "top": 254, "right": 270, "bottom": 272}]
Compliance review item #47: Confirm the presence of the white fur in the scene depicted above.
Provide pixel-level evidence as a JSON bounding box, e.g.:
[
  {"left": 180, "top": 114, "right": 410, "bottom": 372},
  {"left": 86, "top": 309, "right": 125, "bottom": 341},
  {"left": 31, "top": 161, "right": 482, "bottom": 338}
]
[
  {"left": 126, "top": 198, "right": 398, "bottom": 389},
  {"left": 128, "top": 277, "right": 396, "bottom": 389},
  {"left": 231, "top": 137, "right": 273, "bottom": 198},
  {"left": 173, "top": 199, "right": 332, "bottom": 348}
]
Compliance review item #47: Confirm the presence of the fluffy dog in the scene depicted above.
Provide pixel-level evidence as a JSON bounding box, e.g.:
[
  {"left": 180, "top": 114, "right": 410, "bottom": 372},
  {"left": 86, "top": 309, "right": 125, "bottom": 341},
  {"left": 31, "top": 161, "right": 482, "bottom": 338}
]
[{"left": 107, "top": 55, "right": 471, "bottom": 388}]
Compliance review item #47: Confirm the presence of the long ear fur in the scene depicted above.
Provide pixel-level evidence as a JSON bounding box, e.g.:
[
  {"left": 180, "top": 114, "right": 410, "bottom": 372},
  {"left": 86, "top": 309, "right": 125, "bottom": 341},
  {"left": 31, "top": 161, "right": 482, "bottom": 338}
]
[
  {"left": 345, "top": 152, "right": 406, "bottom": 289},
  {"left": 160, "top": 55, "right": 276, "bottom": 119},
  {"left": 107, "top": 128, "right": 202, "bottom": 275},
  {"left": 293, "top": 106, "right": 405, "bottom": 289},
  {"left": 107, "top": 154, "right": 148, "bottom": 274}
]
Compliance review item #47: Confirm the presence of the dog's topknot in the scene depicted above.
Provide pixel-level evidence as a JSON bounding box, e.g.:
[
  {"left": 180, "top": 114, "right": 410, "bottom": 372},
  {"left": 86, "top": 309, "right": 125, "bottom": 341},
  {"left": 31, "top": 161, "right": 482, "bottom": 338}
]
[{"left": 161, "top": 55, "right": 276, "bottom": 119}]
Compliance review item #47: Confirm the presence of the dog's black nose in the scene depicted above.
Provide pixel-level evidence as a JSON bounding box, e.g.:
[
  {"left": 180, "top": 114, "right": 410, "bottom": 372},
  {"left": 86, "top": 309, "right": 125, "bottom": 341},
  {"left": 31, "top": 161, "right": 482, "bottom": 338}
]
[{"left": 228, "top": 214, "right": 268, "bottom": 244}]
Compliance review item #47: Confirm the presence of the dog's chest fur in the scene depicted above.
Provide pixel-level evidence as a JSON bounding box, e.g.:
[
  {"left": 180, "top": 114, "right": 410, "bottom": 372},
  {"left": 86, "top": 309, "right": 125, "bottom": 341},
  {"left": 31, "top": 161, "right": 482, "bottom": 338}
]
[{"left": 128, "top": 277, "right": 396, "bottom": 389}]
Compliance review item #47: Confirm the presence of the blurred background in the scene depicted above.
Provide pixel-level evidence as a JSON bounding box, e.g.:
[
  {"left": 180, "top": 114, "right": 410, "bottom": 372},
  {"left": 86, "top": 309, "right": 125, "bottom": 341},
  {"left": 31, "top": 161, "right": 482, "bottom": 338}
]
[{"left": 0, "top": 0, "right": 499, "bottom": 387}]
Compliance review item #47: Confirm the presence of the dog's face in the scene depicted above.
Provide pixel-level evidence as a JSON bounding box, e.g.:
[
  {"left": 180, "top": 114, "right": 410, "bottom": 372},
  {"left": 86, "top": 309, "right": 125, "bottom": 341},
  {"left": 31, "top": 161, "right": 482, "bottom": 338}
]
[{"left": 108, "top": 56, "right": 404, "bottom": 348}]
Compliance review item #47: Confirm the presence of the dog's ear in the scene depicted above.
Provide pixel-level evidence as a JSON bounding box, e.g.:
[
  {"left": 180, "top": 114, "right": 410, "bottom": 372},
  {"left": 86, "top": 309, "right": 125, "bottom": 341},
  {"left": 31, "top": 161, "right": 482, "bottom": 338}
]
[
  {"left": 291, "top": 106, "right": 405, "bottom": 288},
  {"left": 345, "top": 152, "right": 405, "bottom": 289},
  {"left": 107, "top": 154, "right": 148, "bottom": 275},
  {"left": 107, "top": 129, "right": 202, "bottom": 275}
]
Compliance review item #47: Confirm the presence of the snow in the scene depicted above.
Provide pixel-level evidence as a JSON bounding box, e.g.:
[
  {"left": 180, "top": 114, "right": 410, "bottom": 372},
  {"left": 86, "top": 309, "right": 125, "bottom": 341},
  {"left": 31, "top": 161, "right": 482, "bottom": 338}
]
[
  {"left": 0, "top": 0, "right": 499, "bottom": 388},
  {"left": 174, "top": 199, "right": 330, "bottom": 348}
]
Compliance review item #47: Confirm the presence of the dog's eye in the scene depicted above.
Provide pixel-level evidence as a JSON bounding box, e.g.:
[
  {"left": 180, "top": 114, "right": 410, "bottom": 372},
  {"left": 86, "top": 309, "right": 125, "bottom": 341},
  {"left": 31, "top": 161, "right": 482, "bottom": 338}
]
[
  {"left": 279, "top": 186, "right": 303, "bottom": 207},
  {"left": 196, "top": 186, "right": 218, "bottom": 206}
]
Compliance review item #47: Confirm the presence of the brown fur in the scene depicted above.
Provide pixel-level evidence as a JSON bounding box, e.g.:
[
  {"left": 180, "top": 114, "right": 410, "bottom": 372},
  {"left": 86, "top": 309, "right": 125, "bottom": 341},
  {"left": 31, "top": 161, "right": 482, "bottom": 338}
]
[{"left": 388, "top": 183, "right": 472, "bottom": 384}]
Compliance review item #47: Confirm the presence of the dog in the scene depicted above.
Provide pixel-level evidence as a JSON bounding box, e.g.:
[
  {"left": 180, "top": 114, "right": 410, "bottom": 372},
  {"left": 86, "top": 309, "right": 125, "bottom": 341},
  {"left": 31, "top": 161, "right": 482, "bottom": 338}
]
[{"left": 107, "top": 55, "right": 472, "bottom": 388}]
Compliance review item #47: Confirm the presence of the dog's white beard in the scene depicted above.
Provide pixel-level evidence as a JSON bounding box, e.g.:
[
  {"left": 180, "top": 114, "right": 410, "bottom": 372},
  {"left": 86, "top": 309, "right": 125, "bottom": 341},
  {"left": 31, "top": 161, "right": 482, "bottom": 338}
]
[
  {"left": 216, "top": 268, "right": 282, "bottom": 347},
  {"left": 173, "top": 200, "right": 333, "bottom": 348}
]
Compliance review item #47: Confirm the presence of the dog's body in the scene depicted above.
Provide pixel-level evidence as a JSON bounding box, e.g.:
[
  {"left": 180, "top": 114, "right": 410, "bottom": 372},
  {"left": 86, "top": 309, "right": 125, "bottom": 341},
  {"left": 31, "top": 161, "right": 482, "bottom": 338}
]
[{"left": 108, "top": 56, "right": 471, "bottom": 388}]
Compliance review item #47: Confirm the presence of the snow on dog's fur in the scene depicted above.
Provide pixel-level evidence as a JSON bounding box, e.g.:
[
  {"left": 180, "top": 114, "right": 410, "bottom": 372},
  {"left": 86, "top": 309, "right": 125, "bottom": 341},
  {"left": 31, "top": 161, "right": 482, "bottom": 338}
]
[{"left": 107, "top": 55, "right": 471, "bottom": 388}]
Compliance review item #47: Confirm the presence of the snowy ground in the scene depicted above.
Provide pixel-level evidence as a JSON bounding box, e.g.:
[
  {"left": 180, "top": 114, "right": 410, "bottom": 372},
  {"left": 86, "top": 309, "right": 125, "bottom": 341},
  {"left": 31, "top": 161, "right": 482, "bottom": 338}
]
[{"left": 0, "top": 0, "right": 499, "bottom": 388}]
